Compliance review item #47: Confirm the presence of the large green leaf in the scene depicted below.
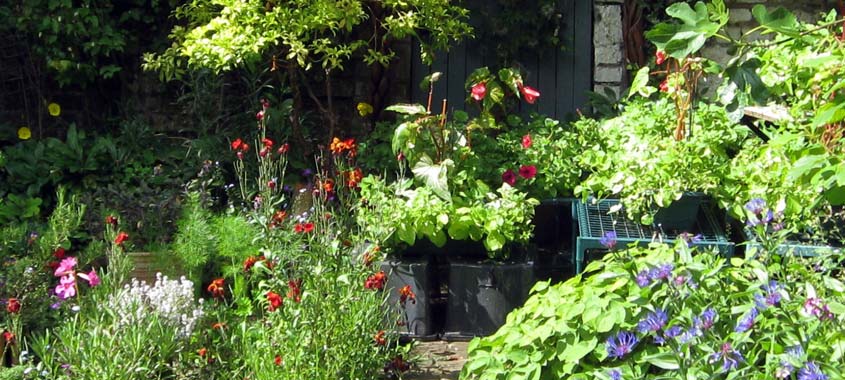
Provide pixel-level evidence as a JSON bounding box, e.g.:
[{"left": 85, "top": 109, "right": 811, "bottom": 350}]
[
  {"left": 752, "top": 5, "right": 799, "bottom": 37},
  {"left": 627, "top": 66, "right": 655, "bottom": 100},
  {"left": 560, "top": 336, "right": 597, "bottom": 363},
  {"left": 391, "top": 121, "right": 413, "bottom": 154},
  {"left": 411, "top": 155, "right": 452, "bottom": 201},
  {"left": 722, "top": 57, "right": 769, "bottom": 106},
  {"left": 385, "top": 103, "right": 427, "bottom": 115},
  {"left": 642, "top": 351, "right": 680, "bottom": 370},
  {"left": 645, "top": 2, "right": 724, "bottom": 59}
]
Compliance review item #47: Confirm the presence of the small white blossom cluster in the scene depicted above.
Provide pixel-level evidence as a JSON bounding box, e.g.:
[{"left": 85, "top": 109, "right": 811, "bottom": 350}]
[{"left": 108, "top": 273, "right": 204, "bottom": 338}]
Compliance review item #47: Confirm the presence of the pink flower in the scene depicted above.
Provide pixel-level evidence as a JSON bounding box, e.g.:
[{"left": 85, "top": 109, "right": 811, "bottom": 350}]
[
  {"left": 78, "top": 269, "right": 100, "bottom": 287},
  {"left": 55, "top": 274, "right": 76, "bottom": 300},
  {"left": 518, "top": 165, "right": 537, "bottom": 179},
  {"left": 471, "top": 82, "right": 487, "bottom": 101},
  {"left": 54, "top": 257, "right": 77, "bottom": 277},
  {"left": 256, "top": 110, "right": 265, "bottom": 121},
  {"left": 502, "top": 169, "right": 517, "bottom": 186},
  {"left": 520, "top": 85, "right": 540, "bottom": 104},
  {"left": 659, "top": 80, "right": 669, "bottom": 93},
  {"left": 522, "top": 134, "right": 532, "bottom": 149},
  {"left": 656, "top": 50, "right": 667, "bottom": 65}
]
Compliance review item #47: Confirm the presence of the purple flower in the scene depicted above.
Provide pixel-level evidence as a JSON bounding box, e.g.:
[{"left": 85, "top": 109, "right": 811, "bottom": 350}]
[
  {"left": 302, "top": 168, "right": 313, "bottom": 177},
  {"left": 606, "top": 331, "right": 638, "bottom": 359},
  {"left": 798, "top": 362, "right": 828, "bottom": 380},
  {"left": 762, "top": 210, "right": 774, "bottom": 223},
  {"left": 745, "top": 198, "right": 766, "bottom": 215},
  {"left": 678, "top": 232, "right": 703, "bottom": 247},
  {"left": 665, "top": 325, "right": 682, "bottom": 339},
  {"left": 709, "top": 342, "right": 743, "bottom": 372},
  {"left": 735, "top": 307, "right": 758, "bottom": 333},
  {"left": 804, "top": 298, "right": 834, "bottom": 320},
  {"left": 608, "top": 368, "right": 621, "bottom": 380},
  {"left": 637, "top": 309, "right": 668, "bottom": 334},
  {"left": 600, "top": 231, "right": 618, "bottom": 249},
  {"left": 755, "top": 281, "right": 782, "bottom": 309},
  {"left": 649, "top": 263, "right": 674, "bottom": 281},
  {"left": 677, "top": 326, "right": 701, "bottom": 344},
  {"left": 635, "top": 270, "right": 651, "bottom": 287},
  {"left": 786, "top": 346, "right": 805, "bottom": 357},
  {"left": 697, "top": 308, "right": 717, "bottom": 330}
]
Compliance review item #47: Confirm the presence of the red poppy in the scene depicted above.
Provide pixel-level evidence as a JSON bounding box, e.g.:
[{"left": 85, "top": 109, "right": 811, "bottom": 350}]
[
  {"left": 231, "top": 138, "right": 244, "bottom": 151},
  {"left": 277, "top": 143, "right": 290, "bottom": 155},
  {"left": 262, "top": 138, "right": 274, "bottom": 148},
  {"left": 659, "top": 80, "right": 669, "bottom": 92},
  {"left": 502, "top": 169, "right": 517, "bottom": 186},
  {"left": 522, "top": 134, "right": 532, "bottom": 149},
  {"left": 274, "top": 354, "right": 282, "bottom": 366},
  {"left": 6, "top": 298, "right": 20, "bottom": 314},
  {"left": 243, "top": 256, "right": 260, "bottom": 272},
  {"left": 105, "top": 215, "right": 118, "bottom": 227},
  {"left": 266, "top": 291, "right": 283, "bottom": 312},
  {"left": 520, "top": 85, "right": 540, "bottom": 104},
  {"left": 294, "top": 222, "right": 314, "bottom": 233},
  {"left": 53, "top": 247, "right": 66, "bottom": 259},
  {"left": 518, "top": 165, "right": 537, "bottom": 179},
  {"left": 471, "top": 82, "right": 487, "bottom": 101},
  {"left": 114, "top": 232, "right": 129, "bottom": 246},
  {"left": 198, "top": 348, "right": 207, "bottom": 357},
  {"left": 287, "top": 279, "right": 302, "bottom": 303},
  {"left": 399, "top": 285, "right": 416, "bottom": 305},
  {"left": 364, "top": 271, "right": 387, "bottom": 291},
  {"left": 373, "top": 330, "right": 386, "bottom": 346},
  {"left": 2, "top": 331, "right": 14, "bottom": 343},
  {"left": 303, "top": 222, "right": 314, "bottom": 233},
  {"left": 656, "top": 50, "right": 667, "bottom": 65},
  {"left": 207, "top": 278, "right": 225, "bottom": 298}
]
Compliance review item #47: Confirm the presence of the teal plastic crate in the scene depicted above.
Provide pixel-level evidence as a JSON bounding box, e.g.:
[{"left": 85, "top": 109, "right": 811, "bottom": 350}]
[{"left": 573, "top": 198, "right": 734, "bottom": 273}]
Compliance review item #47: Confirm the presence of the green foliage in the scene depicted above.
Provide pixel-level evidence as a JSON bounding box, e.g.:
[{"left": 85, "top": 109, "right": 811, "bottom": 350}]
[
  {"left": 462, "top": 240, "right": 845, "bottom": 379},
  {"left": 171, "top": 193, "right": 216, "bottom": 278},
  {"left": 645, "top": 1, "right": 728, "bottom": 60},
  {"left": 576, "top": 98, "right": 748, "bottom": 225}
]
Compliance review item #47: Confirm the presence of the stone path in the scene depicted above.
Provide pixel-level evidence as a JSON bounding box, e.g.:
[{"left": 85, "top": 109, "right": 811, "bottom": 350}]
[{"left": 405, "top": 341, "right": 469, "bottom": 380}]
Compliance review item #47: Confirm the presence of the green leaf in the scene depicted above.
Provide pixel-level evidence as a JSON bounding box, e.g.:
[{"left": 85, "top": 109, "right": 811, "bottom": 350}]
[
  {"left": 484, "top": 230, "right": 505, "bottom": 252},
  {"left": 560, "top": 336, "right": 597, "bottom": 363},
  {"left": 752, "top": 5, "right": 799, "bottom": 36},
  {"left": 643, "top": 351, "right": 680, "bottom": 370},
  {"left": 412, "top": 155, "right": 452, "bottom": 201},
  {"left": 813, "top": 102, "right": 845, "bottom": 127},
  {"left": 420, "top": 72, "right": 442, "bottom": 91},
  {"left": 645, "top": 2, "right": 723, "bottom": 59},
  {"left": 386, "top": 103, "right": 428, "bottom": 115},
  {"left": 627, "top": 66, "right": 655, "bottom": 100},
  {"left": 723, "top": 58, "right": 769, "bottom": 105},
  {"left": 391, "top": 122, "right": 412, "bottom": 154}
]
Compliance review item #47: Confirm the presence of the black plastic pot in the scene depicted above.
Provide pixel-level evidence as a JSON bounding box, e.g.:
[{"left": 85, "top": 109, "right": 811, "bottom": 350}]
[
  {"left": 653, "top": 192, "right": 706, "bottom": 232},
  {"left": 381, "top": 256, "right": 439, "bottom": 340},
  {"left": 442, "top": 257, "right": 536, "bottom": 340}
]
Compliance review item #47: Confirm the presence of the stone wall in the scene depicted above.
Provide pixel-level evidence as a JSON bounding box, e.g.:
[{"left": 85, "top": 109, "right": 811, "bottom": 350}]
[{"left": 591, "top": 0, "right": 840, "bottom": 97}]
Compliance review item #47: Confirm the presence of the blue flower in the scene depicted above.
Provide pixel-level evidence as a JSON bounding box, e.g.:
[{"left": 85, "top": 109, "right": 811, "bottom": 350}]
[
  {"left": 787, "top": 345, "right": 805, "bottom": 358},
  {"left": 649, "top": 263, "right": 674, "bottom": 281},
  {"left": 635, "top": 270, "right": 651, "bottom": 287},
  {"left": 606, "top": 331, "right": 638, "bottom": 359},
  {"left": 709, "top": 342, "right": 743, "bottom": 372},
  {"left": 745, "top": 198, "right": 766, "bottom": 215},
  {"left": 608, "top": 368, "right": 621, "bottom": 380},
  {"left": 735, "top": 307, "right": 759, "bottom": 333},
  {"left": 677, "top": 326, "right": 701, "bottom": 344},
  {"left": 697, "top": 308, "right": 717, "bottom": 330},
  {"left": 665, "top": 325, "right": 682, "bottom": 338},
  {"left": 600, "top": 231, "right": 618, "bottom": 249},
  {"left": 798, "top": 362, "right": 828, "bottom": 380},
  {"left": 637, "top": 309, "right": 668, "bottom": 334}
]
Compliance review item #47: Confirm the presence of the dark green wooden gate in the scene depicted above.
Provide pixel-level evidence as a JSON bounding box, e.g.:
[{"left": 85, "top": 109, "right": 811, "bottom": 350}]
[{"left": 410, "top": 0, "right": 593, "bottom": 121}]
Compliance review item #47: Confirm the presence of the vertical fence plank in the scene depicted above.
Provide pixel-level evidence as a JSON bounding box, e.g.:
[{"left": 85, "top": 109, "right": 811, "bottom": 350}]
[
  {"left": 447, "top": 42, "right": 468, "bottom": 113},
  {"left": 556, "top": 0, "right": 577, "bottom": 120},
  {"left": 572, "top": 0, "right": 594, "bottom": 117}
]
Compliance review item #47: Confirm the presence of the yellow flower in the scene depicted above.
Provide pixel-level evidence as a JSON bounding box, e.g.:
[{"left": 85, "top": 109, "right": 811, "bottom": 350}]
[
  {"left": 17, "top": 127, "right": 31, "bottom": 140},
  {"left": 48, "top": 102, "right": 61, "bottom": 117},
  {"left": 356, "top": 102, "right": 373, "bottom": 117}
]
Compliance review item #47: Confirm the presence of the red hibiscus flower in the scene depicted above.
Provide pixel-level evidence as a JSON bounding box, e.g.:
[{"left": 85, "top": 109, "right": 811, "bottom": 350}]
[
  {"left": 522, "top": 134, "right": 532, "bottom": 149},
  {"left": 114, "top": 232, "right": 129, "bottom": 246},
  {"left": 231, "top": 138, "right": 244, "bottom": 151},
  {"left": 471, "top": 82, "right": 487, "bottom": 101},
  {"left": 399, "top": 285, "right": 416, "bottom": 305},
  {"left": 502, "top": 169, "right": 517, "bottom": 186},
  {"left": 373, "top": 330, "right": 386, "bottom": 346},
  {"left": 518, "top": 165, "right": 537, "bottom": 179},
  {"left": 266, "top": 291, "right": 283, "bottom": 312},
  {"left": 287, "top": 279, "right": 302, "bottom": 303},
  {"left": 6, "top": 298, "right": 20, "bottom": 314},
  {"left": 207, "top": 278, "right": 225, "bottom": 298},
  {"left": 656, "top": 50, "right": 667, "bottom": 65},
  {"left": 519, "top": 85, "right": 540, "bottom": 104},
  {"left": 364, "top": 271, "right": 387, "bottom": 291}
]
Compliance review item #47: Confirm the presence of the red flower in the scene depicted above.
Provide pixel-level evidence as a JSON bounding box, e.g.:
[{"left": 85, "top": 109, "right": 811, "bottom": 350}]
[
  {"left": 303, "top": 222, "right": 314, "bottom": 233},
  {"left": 274, "top": 354, "right": 282, "bottom": 366},
  {"left": 259, "top": 147, "right": 270, "bottom": 158},
  {"left": 207, "top": 278, "right": 225, "bottom": 298},
  {"left": 471, "top": 82, "right": 487, "bottom": 101},
  {"left": 261, "top": 98, "right": 270, "bottom": 110},
  {"left": 521, "top": 134, "right": 532, "bottom": 149},
  {"left": 294, "top": 222, "right": 314, "bottom": 233},
  {"left": 256, "top": 110, "right": 265, "bottom": 121},
  {"left": 518, "top": 165, "right": 537, "bottom": 179},
  {"left": 53, "top": 247, "right": 66, "bottom": 259},
  {"left": 659, "top": 80, "right": 669, "bottom": 92},
  {"left": 321, "top": 178, "right": 335, "bottom": 194},
  {"left": 231, "top": 138, "right": 244, "bottom": 151},
  {"left": 329, "top": 137, "right": 357, "bottom": 157},
  {"left": 287, "top": 279, "right": 302, "bottom": 303},
  {"left": 385, "top": 355, "right": 410, "bottom": 373},
  {"left": 364, "top": 271, "right": 387, "bottom": 291},
  {"left": 656, "top": 50, "right": 667, "bottom": 65},
  {"left": 237, "top": 151, "right": 244, "bottom": 160},
  {"left": 502, "top": 169, "right": 517, "bottom": 186},
  {"left": 399, "top": 285, "right": 416, "bottom": 305},
  {"left": 114, "top": 232, "right": 129, "bottom": 246},
  {"left": 198, "top": 348, "right": 207, "bottom": 357},
  {"left": 277, "top": 143, "right": 290, "bottom": 155},
  {"left": 262, "top": 138, "right": 274, "bottom": 148},
  {"left": 211, "top": 322, "right": 226, "bottom": 330},
  {"left": 373, "top": 330, "right": 386, "bottom": 346},
  {"left": 346, "top": 168, "right": 363, "bottom": 188},
  {"left": 243, "top": 256, "right": 260, "bottom": 272},
  {"left": 6, "top": 298, "right": 20, "bottom": 314},
  {"left": 272, "top": 210, "right": 287, "bottom": 224},
  {"left": 520, "top": 85, "right": 540, "bottom": 104},
  {"left": 266, "top": 291, "right": 283, "bottom": 312},
  {"left": 268, "top": 180, "right": 276, "bottom": 190},
  {"left": 105, "top": 215, "right": 118, "bottom": 227},
  {"left": 2, "top": 331, "right": 14, "bottom": 343}
]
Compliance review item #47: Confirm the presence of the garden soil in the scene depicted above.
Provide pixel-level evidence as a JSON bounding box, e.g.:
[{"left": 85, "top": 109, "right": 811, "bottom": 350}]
[{"left": 405, "top": 341, "right": 468, "bottom": 380}]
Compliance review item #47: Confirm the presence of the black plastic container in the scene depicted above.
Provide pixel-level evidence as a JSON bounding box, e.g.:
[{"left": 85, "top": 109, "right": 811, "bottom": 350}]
[
  {"left": 442, "top": 257, "right": 536, "bottom": 340},
  {"left": 653, "top": 192, "right": 706, "bottom": 232},
  {"left": 381, "top": 256, "right": 439, "bottom": 340}
]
